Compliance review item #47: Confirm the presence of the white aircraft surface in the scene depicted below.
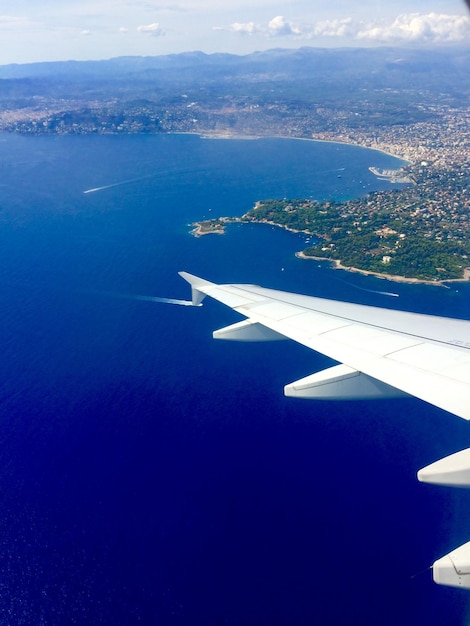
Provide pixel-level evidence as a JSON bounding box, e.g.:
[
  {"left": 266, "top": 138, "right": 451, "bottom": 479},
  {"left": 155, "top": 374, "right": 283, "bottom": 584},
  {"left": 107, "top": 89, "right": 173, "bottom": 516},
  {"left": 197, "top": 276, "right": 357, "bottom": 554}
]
[{"left": 179, "top": 271, "right": 470, "bottom": 590}]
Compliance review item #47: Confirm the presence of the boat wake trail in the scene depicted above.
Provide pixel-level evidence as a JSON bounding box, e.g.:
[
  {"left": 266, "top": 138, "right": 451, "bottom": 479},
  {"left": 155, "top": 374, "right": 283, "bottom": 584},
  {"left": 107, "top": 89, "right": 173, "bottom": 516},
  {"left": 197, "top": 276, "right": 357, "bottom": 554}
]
[
  {"left": 335, "top": 278, "right": 399, "bottom": 298},
  {"left": 83, "top": 174, "right": 155, "bottom": 194},
  {"left": 357, "top": 287, "right": 399, "bottom": 298}
]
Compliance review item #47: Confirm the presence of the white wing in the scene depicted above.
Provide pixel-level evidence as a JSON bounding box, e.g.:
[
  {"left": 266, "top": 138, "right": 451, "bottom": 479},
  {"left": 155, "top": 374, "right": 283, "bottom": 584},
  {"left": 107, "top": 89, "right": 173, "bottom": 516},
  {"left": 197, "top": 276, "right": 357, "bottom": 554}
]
[
  {"left": 180, "top": 271, "right": 470, "bottom": 420},
  {"left": 179, "top": 272, "right": 470, "bottom": 588}
]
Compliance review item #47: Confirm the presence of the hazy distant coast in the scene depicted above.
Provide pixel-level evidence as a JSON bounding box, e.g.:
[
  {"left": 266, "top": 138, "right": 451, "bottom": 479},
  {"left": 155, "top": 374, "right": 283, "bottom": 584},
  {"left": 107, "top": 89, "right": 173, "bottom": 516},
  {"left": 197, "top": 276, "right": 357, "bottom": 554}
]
[{"left": 0, "top": 47, "right": 468, "bottom": 171}]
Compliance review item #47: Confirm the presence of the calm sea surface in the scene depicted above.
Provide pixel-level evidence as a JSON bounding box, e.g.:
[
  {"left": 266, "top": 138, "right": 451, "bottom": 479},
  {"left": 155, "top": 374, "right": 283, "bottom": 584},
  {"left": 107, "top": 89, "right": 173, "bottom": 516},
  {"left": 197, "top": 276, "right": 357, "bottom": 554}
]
[{"left": 0, "top": 133, "right": 469, "bottom": 624}]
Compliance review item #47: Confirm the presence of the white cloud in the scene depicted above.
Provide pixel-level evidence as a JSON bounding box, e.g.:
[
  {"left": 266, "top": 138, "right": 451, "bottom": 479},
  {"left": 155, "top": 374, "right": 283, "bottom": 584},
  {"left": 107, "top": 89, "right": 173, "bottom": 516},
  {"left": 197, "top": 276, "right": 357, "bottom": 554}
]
[
  {"left": 227, "top": 21, "right": 259, "bottom": 35},
  {"left": 357, "top": 13, "right": 470, "bottom": 43},
  {"left": 222, "top": 15, "right": 302, "bottom": 38},
  {"left": 1, "top": 3, "right": 469, "bottom": 65},
  {"left": 219, "top": 11, "right": 470, "bottom": 45},
  {"left": 313, "top": 17, "right": 354, "bottom": 38},
  {"left": 137, "top": 22, "right": 165, "bottom": 35},
  {"left": 267, "top": 16, "right": 301, "bottom": 37}
]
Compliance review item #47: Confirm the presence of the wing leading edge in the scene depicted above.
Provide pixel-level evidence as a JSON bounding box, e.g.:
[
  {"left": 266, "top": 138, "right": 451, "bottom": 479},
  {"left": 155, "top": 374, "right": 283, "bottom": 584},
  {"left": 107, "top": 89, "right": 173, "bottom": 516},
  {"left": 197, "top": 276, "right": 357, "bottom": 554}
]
[{"left": 179, "top": 272, "right": 470, "bottom": 589}]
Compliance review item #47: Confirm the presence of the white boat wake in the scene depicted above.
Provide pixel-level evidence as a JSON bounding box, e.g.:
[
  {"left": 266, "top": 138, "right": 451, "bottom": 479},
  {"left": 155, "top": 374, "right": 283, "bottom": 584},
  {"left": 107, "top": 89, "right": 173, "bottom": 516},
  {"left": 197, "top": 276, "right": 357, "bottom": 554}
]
[
  {"left": 83, "top": 174, "right": 154, "bottom": 194},
  {"left": 335, "top": 278, "right": 399, "bottom": 298},
  {"left": 358, "top": 287, "right": 399, "bottom": 297}
]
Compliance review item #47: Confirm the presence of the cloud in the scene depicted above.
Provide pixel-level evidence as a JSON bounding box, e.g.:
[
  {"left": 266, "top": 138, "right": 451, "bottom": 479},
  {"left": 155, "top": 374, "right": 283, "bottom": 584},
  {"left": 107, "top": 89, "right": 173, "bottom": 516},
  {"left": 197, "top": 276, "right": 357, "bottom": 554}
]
[
  {"left": 119, "top": 26, "right": 129, "bottom": 33},
  {"left": 357, "top": 13, "right": 470, "bottom": 43},
  {"left": 219, "top": 12, "right": 470, "bottom": 45},
  {"left": 137, "top": 22, "right": 165, "bottom": 35},
  {"left": 267, "top": 16, "right": 301, "bottom": 37},
  {"left": 313, "top": 17, "right": 354, "bottom": 38},
  {"left": 222, "top": 15, "right": 302, "bottom": 38},
  {"left": 80, "top": 29, "right": 91, "bottom": 36},
  {"left": 227, "top": 21, "right": 259, "bottom": 35}
]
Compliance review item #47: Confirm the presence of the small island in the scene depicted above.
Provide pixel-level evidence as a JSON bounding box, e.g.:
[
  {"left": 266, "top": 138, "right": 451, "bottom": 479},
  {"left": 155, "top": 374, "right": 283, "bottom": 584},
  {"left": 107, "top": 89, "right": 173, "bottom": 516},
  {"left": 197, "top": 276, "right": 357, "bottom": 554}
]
[
  {"left": 193, "top": 163, "right": 470, "bottom": 284},
  {"left": 191, "top": 218, "right": 227, "bottom": 237}
]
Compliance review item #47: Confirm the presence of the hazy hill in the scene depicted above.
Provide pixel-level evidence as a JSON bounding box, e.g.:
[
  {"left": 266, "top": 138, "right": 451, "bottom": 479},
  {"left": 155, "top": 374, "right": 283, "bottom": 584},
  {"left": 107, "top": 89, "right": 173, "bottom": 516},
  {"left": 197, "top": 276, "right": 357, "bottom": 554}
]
[
  {"left": 0, "top": 46, "right": 468, "bottom": 139},
  {"left": 0, "top": 47, "right": 468, "bottom": 98}
]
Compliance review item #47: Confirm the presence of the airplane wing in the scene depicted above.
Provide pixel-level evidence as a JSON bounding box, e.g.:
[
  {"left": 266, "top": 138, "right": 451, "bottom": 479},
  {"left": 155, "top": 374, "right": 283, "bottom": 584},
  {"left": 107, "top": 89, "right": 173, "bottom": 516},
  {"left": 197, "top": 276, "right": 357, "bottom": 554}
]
[
  {"left": 179, "top": 271, "right": 470, "bottom": 588},
  {"left": 180, "top": 271, "right": 470, "bottom": 420}
]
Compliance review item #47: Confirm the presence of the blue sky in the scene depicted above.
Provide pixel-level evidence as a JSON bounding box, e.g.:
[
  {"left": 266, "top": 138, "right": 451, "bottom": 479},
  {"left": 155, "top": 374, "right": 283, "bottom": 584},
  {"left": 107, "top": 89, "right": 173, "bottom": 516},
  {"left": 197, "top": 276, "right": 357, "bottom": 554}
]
[{"left": 0, "top": 0, "right": 469, "bottom": 65}]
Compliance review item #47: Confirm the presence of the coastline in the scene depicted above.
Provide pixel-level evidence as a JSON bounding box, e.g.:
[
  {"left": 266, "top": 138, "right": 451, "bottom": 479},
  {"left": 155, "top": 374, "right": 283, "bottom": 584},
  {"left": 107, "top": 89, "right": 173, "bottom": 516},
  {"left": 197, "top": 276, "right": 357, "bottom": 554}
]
[
  {"left": 189, "top": 136, "right": 466, "bottom": 286},
  {"left": 192, "top": 216, "right": 470, "bottom": 286},
  {"left": 191, "top": 217, "right": 470, "bottom": 285},
  {"left": 299, "top": 135, "right": 411, "bottom": 165},
  {"left": 296, "top": 251, "right": 470, "bottom": 286},
  {"left": 193, "top": 131, "right": 411, "bottom": 165}
]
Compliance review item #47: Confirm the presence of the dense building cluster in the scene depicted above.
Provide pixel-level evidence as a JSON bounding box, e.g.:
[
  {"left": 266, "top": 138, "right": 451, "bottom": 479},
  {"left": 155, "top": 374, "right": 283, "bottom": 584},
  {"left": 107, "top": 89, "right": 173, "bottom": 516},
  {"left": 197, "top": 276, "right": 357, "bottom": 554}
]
[{"left": 311, "top": 105, "right": 469, "bottom": 171}]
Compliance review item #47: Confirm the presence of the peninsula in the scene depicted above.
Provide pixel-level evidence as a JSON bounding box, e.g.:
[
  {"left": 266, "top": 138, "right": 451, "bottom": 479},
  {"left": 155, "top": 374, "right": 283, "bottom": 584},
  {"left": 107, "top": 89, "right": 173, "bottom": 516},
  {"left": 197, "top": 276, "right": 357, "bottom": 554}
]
[{"left": 193, "top": 161, "right": 470, "bottom": 284}]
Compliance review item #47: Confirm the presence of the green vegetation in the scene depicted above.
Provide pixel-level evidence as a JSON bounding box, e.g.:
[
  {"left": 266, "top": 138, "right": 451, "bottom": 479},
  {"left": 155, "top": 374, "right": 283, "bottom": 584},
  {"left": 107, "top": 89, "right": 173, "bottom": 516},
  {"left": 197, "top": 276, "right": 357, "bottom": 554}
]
[{"left": 241, "top": 166, "right": 470, "bottom": 281}]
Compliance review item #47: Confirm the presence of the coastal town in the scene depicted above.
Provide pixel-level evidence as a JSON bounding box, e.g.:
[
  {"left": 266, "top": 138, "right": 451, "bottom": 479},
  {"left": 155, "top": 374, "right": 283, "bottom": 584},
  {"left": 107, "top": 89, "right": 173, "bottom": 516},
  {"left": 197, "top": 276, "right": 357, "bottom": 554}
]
[
  {"left": 1, "top": 89, "right": 468, "bottom": 171},
  {"left": 0, "top": 47, "right": 468, "bottom": 282},
  {"left": 190, "top": 99, "right": 469, "bottom": 283}
]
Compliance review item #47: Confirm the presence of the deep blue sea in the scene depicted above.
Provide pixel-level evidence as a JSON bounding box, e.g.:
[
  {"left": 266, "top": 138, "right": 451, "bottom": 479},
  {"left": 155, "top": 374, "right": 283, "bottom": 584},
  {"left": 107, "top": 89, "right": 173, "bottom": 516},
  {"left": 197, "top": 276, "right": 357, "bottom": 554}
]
[{"left": 0, "top": 133, "right": 469, "bottom": 625}]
